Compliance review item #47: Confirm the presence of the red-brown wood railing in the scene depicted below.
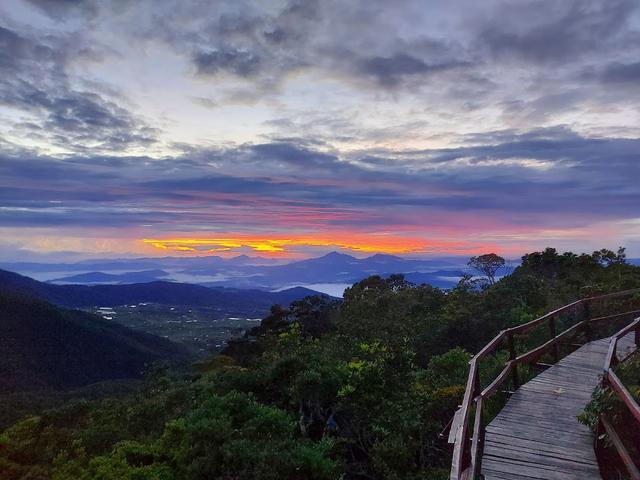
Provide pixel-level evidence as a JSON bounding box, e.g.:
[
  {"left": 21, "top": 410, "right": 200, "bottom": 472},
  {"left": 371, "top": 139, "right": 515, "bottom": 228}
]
[
  {"left": 449, "top": 288, "right": 640, "bottom": 480},
  {"left": 595, "top": 317, "right": 640, "bottom": 480}
]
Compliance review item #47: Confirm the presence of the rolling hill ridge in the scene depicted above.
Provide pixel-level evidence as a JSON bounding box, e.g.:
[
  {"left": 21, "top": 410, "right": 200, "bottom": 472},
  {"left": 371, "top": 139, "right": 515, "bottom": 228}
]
[
  {"left": 0, "top": 291, "right": 190, "bottom": 393},
  {"left": 0, "top": 268, "right": 331, "bottom": 310}
]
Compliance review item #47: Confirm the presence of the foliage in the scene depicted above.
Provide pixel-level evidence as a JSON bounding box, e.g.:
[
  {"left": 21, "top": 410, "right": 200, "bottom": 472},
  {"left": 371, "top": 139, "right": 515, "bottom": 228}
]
[
  {"left": 617, "top": 351, "right": 640, "bottom": 402},
  {"left": 581, "top": 351, "right": 640, "bottom": 429},
  {"left": 579, "top": 351, "right": 640, "bottom": 479}
]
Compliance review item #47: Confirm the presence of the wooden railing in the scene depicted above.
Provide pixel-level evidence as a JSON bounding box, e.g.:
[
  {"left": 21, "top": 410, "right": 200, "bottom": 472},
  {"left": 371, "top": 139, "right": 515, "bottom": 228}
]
[
  {"left": 595, "top": 317, "right": 640, "bottom": 480},
  {"left": 449, "top": 288, "right": 640, "bottom": 480}
]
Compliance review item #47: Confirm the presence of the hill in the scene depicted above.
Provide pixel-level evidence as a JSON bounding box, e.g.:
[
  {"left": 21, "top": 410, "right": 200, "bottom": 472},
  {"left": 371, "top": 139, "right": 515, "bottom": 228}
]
[
  {"left": 51, "top": 269, "right": 170, "bottom": 284},
  {"left": 0, "top": 269, "right": 331, "bottom": 310},
  {"left": 0, "top": 291, "right": 190, "bottom": 393}
]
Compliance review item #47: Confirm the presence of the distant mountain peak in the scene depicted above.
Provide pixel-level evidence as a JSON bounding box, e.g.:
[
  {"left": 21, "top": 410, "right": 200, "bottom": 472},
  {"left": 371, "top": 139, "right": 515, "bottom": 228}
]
[
  {"left": 320, "top": 251, "right": 354, "bottom": 259},
  {"left": 366, "top": 253, "right": 403, "bottom": 262}
]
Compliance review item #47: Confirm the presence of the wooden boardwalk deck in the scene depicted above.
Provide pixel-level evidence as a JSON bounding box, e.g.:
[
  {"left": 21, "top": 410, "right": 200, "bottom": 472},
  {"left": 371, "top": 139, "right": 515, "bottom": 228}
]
[{"left": 482, "top": 334, "right": 636, "bottom": 480}]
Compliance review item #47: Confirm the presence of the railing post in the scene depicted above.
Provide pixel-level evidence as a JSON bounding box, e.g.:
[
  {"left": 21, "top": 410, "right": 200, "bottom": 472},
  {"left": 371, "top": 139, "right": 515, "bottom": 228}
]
[
  {"left": 468, "top": 397, "right": 484, "bottom": 480},
  {"left": 583, "top": 301, "right": 592, "bottom": 342},
  {"left": 594, "top": 416, "right": 603, "bottom": 458},
  {"left": 507, "top": 332, "right": 519, "bottom": 389},
  {"left": 635, "top": 323, "right": 640, "bottom": 348},
  {"left": 549, "top": 316, "right": 559, "bottom": 362},
  {"left": 464, "top": 373, "right": 482, "bottom": 477}
]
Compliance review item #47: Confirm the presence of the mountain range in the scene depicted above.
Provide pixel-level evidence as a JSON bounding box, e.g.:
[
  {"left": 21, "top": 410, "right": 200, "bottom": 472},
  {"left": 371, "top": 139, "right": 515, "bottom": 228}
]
[
  {"left": 0, "top": 268, "right": 330, "bottom": 310},
  {"left": 1, "top": 251, "right": 471, "bottom": 291}
]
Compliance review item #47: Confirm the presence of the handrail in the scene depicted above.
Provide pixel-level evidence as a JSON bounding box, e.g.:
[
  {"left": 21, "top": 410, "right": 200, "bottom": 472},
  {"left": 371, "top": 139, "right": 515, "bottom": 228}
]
[
  {"left": 600, "top": 415, "right": 640, "bottom": 480},
  {"left": 596, "top": 317, "right": 640, "bottom": 480},
  {"left": 449, "top": 288, "right": 640, "bottom": 480}
]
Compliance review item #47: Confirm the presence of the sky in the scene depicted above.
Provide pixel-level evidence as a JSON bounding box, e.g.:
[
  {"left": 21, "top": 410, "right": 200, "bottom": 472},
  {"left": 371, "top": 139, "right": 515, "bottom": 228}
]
[{"left": 1, "top": 0, "right": 639, "bottom": 261}]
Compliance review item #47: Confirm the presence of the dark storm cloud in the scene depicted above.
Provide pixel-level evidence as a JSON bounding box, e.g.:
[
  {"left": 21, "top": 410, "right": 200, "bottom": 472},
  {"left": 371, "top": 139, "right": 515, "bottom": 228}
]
[
  {"left": 427, "top": 127, "right": 640, "bottom": 171},
  {"left": 193, "top": 48, "right": 262, "bottom": 77},
  {"left": 249, "top": 142, "right": 339, "bottom": 167},
  {"left": 479, "top": 0, "right": 637, "bottom": 63},
  {"left": 136, "top": 0, "right": 637, "bottom": 102},
  {"left": 356, "top": 54, "right": 469, "bottom": 87},
  {"left": 24, "top": 0, "right": 98, "bottom": 19},
  {"left": 0, "top": 25, "right": 33, "bottom": 68},
  {"left": 134, "top": 0, "right": 470, "bottom": 91},
  {"left": 0, "top": 24, "right": 156, "bottom": 151},
  {"left": 597, "top": 62, "right": 640, "bottom": 85}
]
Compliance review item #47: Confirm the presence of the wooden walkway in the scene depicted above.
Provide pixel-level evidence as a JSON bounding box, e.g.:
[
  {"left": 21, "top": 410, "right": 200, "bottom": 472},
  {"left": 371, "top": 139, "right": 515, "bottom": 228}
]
[{"left": 482, "top": 334, "right": 636, "bottom": 480}]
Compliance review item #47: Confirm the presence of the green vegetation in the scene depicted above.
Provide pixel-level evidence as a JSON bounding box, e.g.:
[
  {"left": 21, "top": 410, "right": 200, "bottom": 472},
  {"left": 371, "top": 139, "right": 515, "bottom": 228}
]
[
  {"left": 580, "top": 351, "right": 640, "bottom": 477},
  {"left": 618, "top": 351, "right": 640, "bottom": 403},
  {"left": 2, "top": 248, "right": 640, "bottom": 479}
]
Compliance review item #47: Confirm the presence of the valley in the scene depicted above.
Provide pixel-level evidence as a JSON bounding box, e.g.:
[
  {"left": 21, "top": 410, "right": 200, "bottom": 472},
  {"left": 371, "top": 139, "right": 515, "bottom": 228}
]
[{"left": 89, "top": 303, "right": 262, "bottom": 355}]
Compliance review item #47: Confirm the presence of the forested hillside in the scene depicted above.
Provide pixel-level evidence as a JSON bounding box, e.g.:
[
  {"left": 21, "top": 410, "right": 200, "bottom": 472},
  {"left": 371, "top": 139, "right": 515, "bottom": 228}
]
[
  {"left": 0, "top": 292, "right": 190, "bottom": 393},
  {"left": 1, "top": 248, "right": 639, "bottom": 480}
]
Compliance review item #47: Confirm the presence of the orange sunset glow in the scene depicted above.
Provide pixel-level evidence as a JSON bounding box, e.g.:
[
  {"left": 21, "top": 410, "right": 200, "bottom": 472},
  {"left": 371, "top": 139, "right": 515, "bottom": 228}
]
[{"left": 142, "top": 235, "right": 501, "bottom": 257}]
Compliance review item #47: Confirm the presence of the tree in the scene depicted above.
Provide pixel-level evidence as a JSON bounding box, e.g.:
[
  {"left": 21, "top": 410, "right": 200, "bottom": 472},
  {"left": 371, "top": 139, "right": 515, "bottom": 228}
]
[
  {"left": 467, "top": 253, "right": 505, "bottom": 285},
  {"left": 592, "top": 247, "right": 626, "bottom": 266}
]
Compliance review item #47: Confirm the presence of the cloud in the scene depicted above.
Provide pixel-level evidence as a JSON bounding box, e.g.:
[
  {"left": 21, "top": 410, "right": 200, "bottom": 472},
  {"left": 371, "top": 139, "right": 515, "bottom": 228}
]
[
  {"left": 0, "top": 23, "right": 157, "bottom": 152},
  {"left": 193, "top": 48, "right": 262, "bottom": 78},
  {"left": 24, "top": 0, "right": 99, "bottom": 19},
  {"left": 479, "top": 0, "right": 637, "bottom": 64},
  {"left": 1, "top": 0, "right": 640, "bottom": 257},
  {"left": 0, "top": 128, "right": 638, "bottom": 236},
  {"left": 355, "top": 54, "right": 469, "bottom": 87},
  {"left": 249, "top": 142, "right": 339, "bottom": 167},
  {"left": 17, "top": 0, "right": 634, "bottom": 128},
  {"left": 596, "top": 62, "right": 640, "bottom": 85}
]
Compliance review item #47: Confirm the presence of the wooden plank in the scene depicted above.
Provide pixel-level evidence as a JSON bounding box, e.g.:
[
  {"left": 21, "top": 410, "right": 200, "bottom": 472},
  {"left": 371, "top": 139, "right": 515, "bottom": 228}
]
[
  {"left": 484, "top": 438, "right": 596, "bottom": 461},
  {"left": 482, "top": 456, "right": 599, "bottom": 480},
  {"left": 483, "top": 445, "right": 601, "bottom": 472},
  {"left": 484, "top": 430, "right": 595, "bottom": 452},
  {"left": 488, "top": 414, "right": 591, "bottom": 431},
  {"left": 485, "top": 425, "right": 593, "bottom": 443},
  {"left": 483, "top": 453, "right": 600, "bottom": 475}
]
